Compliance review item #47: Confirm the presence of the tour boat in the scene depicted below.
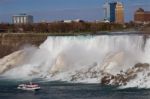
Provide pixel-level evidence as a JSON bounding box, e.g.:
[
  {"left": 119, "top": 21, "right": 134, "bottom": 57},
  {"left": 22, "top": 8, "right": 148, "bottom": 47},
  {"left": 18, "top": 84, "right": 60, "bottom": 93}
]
[{"left": 17, "top": 82, "right": 40, "bottom": 91}]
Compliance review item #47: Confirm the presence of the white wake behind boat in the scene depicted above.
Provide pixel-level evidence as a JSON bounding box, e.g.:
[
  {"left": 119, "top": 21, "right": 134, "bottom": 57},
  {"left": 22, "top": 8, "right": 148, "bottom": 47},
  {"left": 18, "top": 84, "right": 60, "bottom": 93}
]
[{"left": 17, "top": 82, "right": 41, "bottom": 91}]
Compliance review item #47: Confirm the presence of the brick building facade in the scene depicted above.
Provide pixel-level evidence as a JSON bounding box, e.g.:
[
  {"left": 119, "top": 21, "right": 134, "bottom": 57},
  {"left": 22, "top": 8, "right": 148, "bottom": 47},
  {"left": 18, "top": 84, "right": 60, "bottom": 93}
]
[{"left": 134, "top": 8, "right": 150, "bottom": 24}]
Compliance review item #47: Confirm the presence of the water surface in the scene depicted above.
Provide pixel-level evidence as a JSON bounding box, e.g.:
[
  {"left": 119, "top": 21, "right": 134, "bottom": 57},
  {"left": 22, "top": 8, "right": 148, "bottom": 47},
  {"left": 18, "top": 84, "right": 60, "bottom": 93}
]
[{"left": 0, "top": 80, "right": 150, "bottom": 99}]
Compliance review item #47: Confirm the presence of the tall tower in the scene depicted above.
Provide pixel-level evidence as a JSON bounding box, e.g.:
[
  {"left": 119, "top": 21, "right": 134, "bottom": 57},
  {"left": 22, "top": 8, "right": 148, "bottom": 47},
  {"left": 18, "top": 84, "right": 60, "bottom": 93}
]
[
  {"left": 109, "top": 2, "right": 117, "bottom": 22},
  {"left": 115, "top": 2, "right": 124, "bottom": 24},
  {"left": 103, "top": 0, "right": 110, "bottom": 21}
]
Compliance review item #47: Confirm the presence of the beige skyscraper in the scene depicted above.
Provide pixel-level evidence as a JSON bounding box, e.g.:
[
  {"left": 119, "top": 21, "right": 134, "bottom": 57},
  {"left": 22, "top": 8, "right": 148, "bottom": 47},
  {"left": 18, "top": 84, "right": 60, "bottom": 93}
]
[{"left": 115, "top": 2, "right": 124, "bottom": 24}]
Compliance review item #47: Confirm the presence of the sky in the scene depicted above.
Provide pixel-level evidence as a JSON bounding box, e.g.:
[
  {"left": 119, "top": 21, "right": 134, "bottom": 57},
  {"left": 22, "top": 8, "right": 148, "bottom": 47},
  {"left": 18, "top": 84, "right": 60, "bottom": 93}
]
[{"left": 0, "top": 0, "right": 150, "bottom": 23}]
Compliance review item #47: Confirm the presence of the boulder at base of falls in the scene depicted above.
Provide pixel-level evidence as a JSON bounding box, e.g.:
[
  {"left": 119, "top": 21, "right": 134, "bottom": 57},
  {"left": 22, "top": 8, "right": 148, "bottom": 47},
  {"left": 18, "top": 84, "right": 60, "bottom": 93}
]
[{"left": 101, "top": 63, "right": 150, "bottom": 86}]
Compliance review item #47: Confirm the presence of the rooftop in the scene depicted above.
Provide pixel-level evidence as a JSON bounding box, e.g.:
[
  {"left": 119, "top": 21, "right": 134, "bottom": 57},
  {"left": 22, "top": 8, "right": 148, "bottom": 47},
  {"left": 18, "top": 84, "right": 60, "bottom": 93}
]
[
  {"left": 116, "top": 2, "right": 123, "bottom": 6},
  {"left": 13, "top": 13, "right": 33, "bottom": 17},
  {"left": 136, "top": 8, "right": 150, "bottom": 14},
  {"left": 145, "top": 11, "right": 150, "bottom": 14},
  {"left": 136, "top": 8, "right": 145, "bottom": 12}
]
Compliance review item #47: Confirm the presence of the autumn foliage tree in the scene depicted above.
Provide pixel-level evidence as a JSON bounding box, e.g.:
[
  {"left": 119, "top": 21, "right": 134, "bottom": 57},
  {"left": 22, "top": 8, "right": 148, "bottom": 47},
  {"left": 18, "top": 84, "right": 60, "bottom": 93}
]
[{"left": 0, "top": 22, "right": 126, "bottom": 34}]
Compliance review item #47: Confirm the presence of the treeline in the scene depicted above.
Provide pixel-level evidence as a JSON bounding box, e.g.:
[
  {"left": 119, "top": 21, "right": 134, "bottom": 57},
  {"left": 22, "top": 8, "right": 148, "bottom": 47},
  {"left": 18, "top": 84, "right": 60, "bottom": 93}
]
[{"left": 0, "top": 22, "right": 135, "bottom": 34}]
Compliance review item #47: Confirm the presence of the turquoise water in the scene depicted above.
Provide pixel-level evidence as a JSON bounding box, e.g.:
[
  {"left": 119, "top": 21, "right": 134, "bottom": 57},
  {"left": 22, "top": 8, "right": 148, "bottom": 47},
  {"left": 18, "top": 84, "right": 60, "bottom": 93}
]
[{"left": 0, "top": 79, "right": 150, "bottom": 99}]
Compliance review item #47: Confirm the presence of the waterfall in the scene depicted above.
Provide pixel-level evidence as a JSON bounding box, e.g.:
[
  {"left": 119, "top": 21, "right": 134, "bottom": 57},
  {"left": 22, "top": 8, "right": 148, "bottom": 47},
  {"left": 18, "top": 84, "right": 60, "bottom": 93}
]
[{"left": 1, "top": 35, "right": 150, "bottom": 88}]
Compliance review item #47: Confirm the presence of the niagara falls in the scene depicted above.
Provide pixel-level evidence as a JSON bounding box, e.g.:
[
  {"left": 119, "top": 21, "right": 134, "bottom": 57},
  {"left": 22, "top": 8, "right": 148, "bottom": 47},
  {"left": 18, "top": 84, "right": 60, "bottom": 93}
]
[
  {"left": 0, "top": 0, "right": 150, "bottom": 98},
  {"left": 0, "top": 33, "right": 150, "bottom": 99},
  {"left": 0, "top": 34, "right": 150, "bottom": 88}
]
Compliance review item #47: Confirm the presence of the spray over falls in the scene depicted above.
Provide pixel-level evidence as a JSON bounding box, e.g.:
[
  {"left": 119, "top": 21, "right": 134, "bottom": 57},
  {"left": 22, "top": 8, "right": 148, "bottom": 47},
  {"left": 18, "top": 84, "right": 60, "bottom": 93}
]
[{"left": 0, "top": 35, "right": 150, "bottom": 88}]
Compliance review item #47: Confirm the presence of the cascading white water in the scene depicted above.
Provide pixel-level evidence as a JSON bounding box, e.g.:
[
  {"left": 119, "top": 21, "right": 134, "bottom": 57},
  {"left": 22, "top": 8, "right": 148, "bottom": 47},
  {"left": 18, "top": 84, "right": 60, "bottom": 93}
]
[{"left": 1, "top": 35, "right": 150, "bottom": 88}]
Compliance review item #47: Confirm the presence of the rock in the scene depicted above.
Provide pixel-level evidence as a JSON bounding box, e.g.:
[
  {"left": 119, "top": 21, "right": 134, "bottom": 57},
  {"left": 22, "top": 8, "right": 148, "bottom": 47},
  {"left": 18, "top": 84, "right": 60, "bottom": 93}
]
[
  {"left": 101, "top": 63, "right": 150, "bottom": 86},
  {"left": 0, "top": 50, "right": 26, "bottom": 74}
]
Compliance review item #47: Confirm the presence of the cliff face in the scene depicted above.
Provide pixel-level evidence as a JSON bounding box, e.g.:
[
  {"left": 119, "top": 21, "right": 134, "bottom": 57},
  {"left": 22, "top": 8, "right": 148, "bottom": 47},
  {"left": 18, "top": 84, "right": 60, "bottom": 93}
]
[
  {"left": 0, "top": 50, "right": 26, "bottom": 74},
  {"left": 0, "top": 33, "right": 48, "bottom": 58}
]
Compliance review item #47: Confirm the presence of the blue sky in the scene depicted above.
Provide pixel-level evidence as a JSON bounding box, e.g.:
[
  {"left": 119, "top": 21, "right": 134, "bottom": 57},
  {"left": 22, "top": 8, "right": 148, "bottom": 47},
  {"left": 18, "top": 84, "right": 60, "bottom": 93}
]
[{"left": 0, "top": 0, "right": 150, "bottom": 23}]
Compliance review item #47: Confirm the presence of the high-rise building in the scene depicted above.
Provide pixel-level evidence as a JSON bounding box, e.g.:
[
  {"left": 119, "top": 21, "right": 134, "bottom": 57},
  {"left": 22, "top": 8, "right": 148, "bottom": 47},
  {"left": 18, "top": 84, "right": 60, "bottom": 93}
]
[
  {"left": 109, "top": 2, "right": 117, "bottom": 22},
  {"left": 134, "top": 8, "right": 150, "bottom": 24},
  {"left": 115, "top": 2, "right": 124, "bottom": 24},
  {"left": 103, "top": 1, "right": 124, "bottom": 24},
  {"left": 13, "top": 13, "right": 33, "bottom": 24},
  {"left": 103, "top": 2, "right": 110, "bottom": 21}
]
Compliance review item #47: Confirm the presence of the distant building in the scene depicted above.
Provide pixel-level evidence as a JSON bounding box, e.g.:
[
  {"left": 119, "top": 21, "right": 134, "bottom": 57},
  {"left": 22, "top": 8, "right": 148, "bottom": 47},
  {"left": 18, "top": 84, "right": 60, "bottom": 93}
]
[
  {"left": 134, "top": 8, "right": 150, "bottom": 24},
  {"left": 63, "top": 20, "right": 73, "bottom": 23},
  {"left": 115, "top": 2, "right": 124, "bottom": 24},
  {"left": 109, "top": 2, "right": 117, "bottom": 22},
  {"left": 74, "top": 19, "right": 84, "bottom": 23},
  {"left": 13, "top": 13, "right": 33, "bottom": 24},
  {"left": 103, "top": 2, "right": 110, "bottom": 21},
  {"left": 62, "top": 19, "right": 84, "bottom": 23},
  {"left": 103, "top": 1, "right": 124, "bottom": 24}
]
